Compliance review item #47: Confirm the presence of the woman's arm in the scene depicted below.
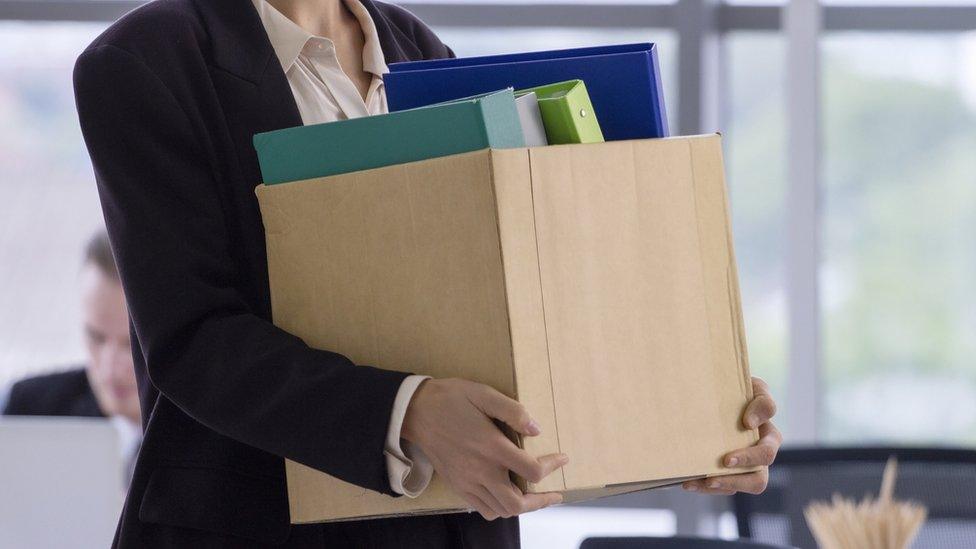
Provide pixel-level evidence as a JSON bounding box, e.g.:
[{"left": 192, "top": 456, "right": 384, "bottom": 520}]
[{"left": 74, "top": 43, "right": 408, "bottom": 494}]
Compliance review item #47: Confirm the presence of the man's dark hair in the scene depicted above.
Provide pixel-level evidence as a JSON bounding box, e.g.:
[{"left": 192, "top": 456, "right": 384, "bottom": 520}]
[{"left": 84, "top": 230, "right": 120, "bottom": 280}]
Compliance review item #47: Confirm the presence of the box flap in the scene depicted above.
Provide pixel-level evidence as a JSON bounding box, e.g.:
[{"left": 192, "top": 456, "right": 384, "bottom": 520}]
[
  {"left": 523, "top": 135, "right": 757, "bottom": 491},
  {"left": 489, "top": 148, "right": 564, "bottom": 492},
  {"left": 255, "top": 149, "right": 517, "bottom": 522}
]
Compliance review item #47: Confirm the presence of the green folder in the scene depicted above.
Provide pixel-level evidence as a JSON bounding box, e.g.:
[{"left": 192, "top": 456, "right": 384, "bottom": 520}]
[
  {"left": 516, "top": 80, "right": 604, "bottom": 145},
  {"left": 254, "top": 88, "right": 525, "bottom": 185}
]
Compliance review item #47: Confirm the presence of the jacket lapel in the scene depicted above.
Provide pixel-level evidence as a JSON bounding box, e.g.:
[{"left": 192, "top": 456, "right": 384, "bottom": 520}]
[
  {"left": 189, "top": 0, "right": 424, "bottom": 188},
  {"left": 361, "top": 0, "right": 422, "bottom": 64},
  {"left": 190, "top": 0, "right": 300, "bottom": 190},
  {"left": 195, "top": 0, "right": 418, "bottom": 77},
  {"left": 73, "top": 373, "right": 106, "bottom": 418}
]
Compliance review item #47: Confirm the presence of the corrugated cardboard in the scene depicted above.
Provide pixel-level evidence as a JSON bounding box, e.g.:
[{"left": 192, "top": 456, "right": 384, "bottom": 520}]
[{"left": 255, "top": 134, "right": 758, "bottom": 524}]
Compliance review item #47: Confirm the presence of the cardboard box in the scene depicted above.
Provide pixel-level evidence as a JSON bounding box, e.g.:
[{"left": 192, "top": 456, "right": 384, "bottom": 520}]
[{"left": 255, "top": 134, "right": 758, "bottom": 523}]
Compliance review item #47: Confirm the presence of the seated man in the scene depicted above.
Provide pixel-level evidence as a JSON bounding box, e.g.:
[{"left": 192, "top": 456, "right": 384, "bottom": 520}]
[{"left": 3, "top": 230, "right": 141, "bottom": 482}]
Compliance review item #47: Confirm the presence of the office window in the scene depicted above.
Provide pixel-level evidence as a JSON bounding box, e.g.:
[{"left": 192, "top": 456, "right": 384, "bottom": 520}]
[
  {"left": 4, "top": 0, "right": 976, "bottom": 541},
  {"left": 0, "top": 22, "right": 107, "bottom": 388},
  {"left": 724, "top": 32, "right": 789, "bottom": 431},
  {"left": 822, "top": 32, "right": 976, "bottom": 443}
]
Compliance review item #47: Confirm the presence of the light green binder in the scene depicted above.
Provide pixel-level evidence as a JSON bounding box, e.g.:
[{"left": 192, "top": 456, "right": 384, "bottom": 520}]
[{"left": 516, "top": 80, "right": 605, "bottom": 145}]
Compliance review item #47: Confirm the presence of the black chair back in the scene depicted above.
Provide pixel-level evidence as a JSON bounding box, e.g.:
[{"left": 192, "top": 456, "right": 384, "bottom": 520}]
[{"left": 733, "top": 447, "right": 976, "bottom": 549}]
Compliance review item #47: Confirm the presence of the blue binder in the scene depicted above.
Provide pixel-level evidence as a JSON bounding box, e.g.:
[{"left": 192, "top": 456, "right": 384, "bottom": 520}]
[{"left": 384, "top": 43, "right": 669, "bottom": 141}]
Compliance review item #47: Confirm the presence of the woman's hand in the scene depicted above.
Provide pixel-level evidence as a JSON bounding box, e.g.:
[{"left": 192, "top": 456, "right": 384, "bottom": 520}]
[
  {"left": 402, "top": 378, "right": 568, "bottom": 520},
  {"left": 682, "top": 377, "right": 782, "bottom": 495}
]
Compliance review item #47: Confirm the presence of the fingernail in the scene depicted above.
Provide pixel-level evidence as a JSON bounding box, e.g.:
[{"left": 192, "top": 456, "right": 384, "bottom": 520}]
[
  {"left": 708, "top": 481, "right": 721, "bottom": 489},
  {"left": 526, "top": 420, "right": 542, "bottom": 436},
  {"left": 558, "top": 453, "right": 570, "bottom": 465},
  {"left": 726, "top": 457, "right": 739, "bottom": 467},
  {"left": 747, "top": 415, "right": 760, "bottom": 428},
  {"left": 685, "top": 484, "right": 698, "bottom": 492}
]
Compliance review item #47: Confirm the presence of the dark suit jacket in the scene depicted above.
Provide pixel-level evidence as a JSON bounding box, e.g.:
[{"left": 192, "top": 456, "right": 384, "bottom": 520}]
[
  {"left": 73, "top": 1, "right": 517, "bottom": 547},
  {"left": 3, "top": 367, "right": 103, "bottom": 417}
]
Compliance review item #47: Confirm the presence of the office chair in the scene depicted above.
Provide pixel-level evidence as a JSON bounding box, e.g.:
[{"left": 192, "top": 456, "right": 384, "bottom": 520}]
[
  {"left": 580, "top": 537, "right": 791, "bottom": 548},
  {"left": 733, "top": 447, "right": 976, "bottom": 549}
]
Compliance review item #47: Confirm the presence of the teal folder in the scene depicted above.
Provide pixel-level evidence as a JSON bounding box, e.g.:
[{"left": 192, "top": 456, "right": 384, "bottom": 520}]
[{"left": 254, "top": 88, "right": 525, "bottom": 185}]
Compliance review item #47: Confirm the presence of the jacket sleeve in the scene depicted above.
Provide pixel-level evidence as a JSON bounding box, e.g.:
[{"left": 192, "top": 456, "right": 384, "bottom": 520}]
[{"left": 73, "top": 43, "right": 409, "bottom": 495}]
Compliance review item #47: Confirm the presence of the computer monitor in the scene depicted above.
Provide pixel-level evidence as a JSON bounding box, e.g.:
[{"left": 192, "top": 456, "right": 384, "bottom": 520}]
[{"left": 0, "top": 417, "right": 123, "bottom": 548}]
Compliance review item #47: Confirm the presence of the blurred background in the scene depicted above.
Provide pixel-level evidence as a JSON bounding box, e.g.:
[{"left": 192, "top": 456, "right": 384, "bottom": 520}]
[{"left": 1, "top": 0, "right": 974, "bottom": 547}]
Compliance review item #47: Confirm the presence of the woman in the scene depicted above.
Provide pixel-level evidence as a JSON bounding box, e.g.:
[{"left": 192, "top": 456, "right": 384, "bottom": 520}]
[{"left": 74, "top": 0, "right": 782, "bottom": 547}]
